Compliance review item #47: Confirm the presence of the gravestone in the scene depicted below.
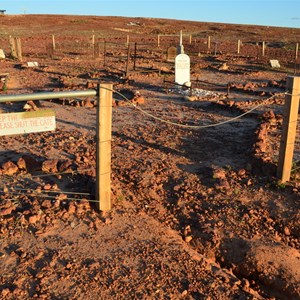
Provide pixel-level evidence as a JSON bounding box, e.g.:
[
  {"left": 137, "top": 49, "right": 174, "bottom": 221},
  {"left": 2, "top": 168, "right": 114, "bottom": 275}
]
[
  {"left": 167, "top": 46, "right": 177, "bottom": 62},
  {"left": 270, "top": 59, "right": 280, "bottom": 68},
  {"left": 0, "top": 49, "right": 5, "bottom": 59},
  {"left": 175, "top": 53, "right": 190, "bottom": 86},
  {"left": 27, "top": 62, "right": 39, "bottom": 67}
]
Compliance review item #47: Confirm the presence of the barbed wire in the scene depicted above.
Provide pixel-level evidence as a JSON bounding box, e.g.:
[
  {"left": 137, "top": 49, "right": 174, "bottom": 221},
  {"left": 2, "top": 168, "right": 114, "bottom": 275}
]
[
  {"left": 11, "top": 187, "right": 91, "bottom": 196},
  {"left": 0, "top": 168, "right": 94, "bottom": 182},
  {"left": 0, "top": 190, "right": 98, "bottom": 203}
]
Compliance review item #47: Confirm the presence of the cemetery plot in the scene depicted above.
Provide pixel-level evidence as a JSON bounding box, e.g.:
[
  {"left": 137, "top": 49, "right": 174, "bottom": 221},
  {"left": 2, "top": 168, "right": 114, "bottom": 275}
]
[{"left": 0, "top": 15, "right": 299, "bottom": 300}]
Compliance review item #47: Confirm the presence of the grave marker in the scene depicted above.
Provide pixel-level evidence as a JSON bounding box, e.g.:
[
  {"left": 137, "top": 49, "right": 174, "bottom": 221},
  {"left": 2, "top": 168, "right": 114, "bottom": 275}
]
[
  {"left": 175, "top": 53, "right": 190, "bottom": 86},
  {"left": 0, "top": 49, "right": 5, "bottom": 59},
  {"left": 270, "top": 59, "right": 280, "bottom": 68},
  {"left": 167, "top": 46, "right": 177, "bottom": 62},
  {"left": 27, "top": 61, "right": 39, "bottom": 67}
]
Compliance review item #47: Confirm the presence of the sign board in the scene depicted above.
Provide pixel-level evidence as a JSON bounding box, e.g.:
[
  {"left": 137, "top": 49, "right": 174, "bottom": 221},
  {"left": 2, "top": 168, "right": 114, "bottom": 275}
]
[
  {"left": 175, "top": 53, "right": 190, "bottom": 86},
  {"left": 0, "top": 110, "right": 55, "bottom": 136},
  {"left": 167, "top": 46, "right": 177, "bottom": 62}
]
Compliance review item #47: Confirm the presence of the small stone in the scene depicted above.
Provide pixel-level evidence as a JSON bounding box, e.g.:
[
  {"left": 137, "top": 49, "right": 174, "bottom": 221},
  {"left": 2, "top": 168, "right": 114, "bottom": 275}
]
[
  {"left": 42, "top": 159, "right": 58, "bottom": 173},
  {"left": 43, "top": 184, "right": 52, "bottom": 190},
  {"left": 68, "top": 203, "right": 76, "bottom": 214},
  {"left": 2, "top": 161, "right": 18, "bottom": 175},
  {"left": 0, "top": 207, "right": 14, "bottom": 216},
  {"left": 181, "top": 290, "right": 188, "bottom": 296},
  {"left": 28, "top": 215, "right": 39, "bottom": 224},
  {"left": 185, "top": 236, "right": 193, "bottom": 243},
  {"left": 41, "top": 200, "right": 52, "bottom": 209},
  {"left": 283, "top": 226, "right": 291, "bottom": 236},
  {"left": 2, "top": 288, "right": 10, "bottom": 297},
  {"left": 17, "top": 157, "right": 27, "bottom": 170},
  {"left": 134, "top": 96, "right": 145, "bottom": 105}
]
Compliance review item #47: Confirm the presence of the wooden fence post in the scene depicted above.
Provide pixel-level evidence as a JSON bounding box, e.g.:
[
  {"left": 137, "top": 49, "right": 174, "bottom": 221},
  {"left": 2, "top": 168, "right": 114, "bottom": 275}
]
[
  {"left": 9, "top": 36, "right": 18, "bottom": 59},
  {"left": 16, "top": 38, "right": 22, "bottom": 61},
  {"left": 92, "top": 34, "right": 95, "bottom": 57},
  {"left": 126, "top": 35, "right": 129, "bottom": 47},
  {"left": 207, "top": 36, "right": 211, "bottom": 50},
  {"left": 103, "top": 40, "right": 106, "bottom": 66},
  {"left": 157, "top": 35, "right": 160, "bottom": 47},
  {"left": 52, "top": 35, "right": 56, "bottom": 50},
  {"left": 237, "top": 40, "right": 241, "bottom": 55},
  {"left": 96, "top": 83, "right": 113, "bottom": 211},
  {"left": 125, "top": 44, "right": 130, "bottom": 77},
  {"left": 296, "top": 43, "right": 299, "bottom": 60},
  {"left": 277, "top": 76, "right": 300, "bottom": 182},
  {"left": 262, "top": 41, "right": 266, "bottom": 56},
  {"left": 133, "top": 42, "right": 137, "bottom": 71}
]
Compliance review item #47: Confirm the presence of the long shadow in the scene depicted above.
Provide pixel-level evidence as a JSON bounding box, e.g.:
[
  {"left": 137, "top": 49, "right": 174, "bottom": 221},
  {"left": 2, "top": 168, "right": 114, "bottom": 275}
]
[{"left": 56, "top": 118, "right": 94, "bottom": 131}]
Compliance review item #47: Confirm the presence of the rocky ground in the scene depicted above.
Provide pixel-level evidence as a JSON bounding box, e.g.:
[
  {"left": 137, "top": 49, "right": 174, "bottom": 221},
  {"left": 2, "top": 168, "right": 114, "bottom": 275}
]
[{"left": 0, "top": 15, "right": 299, "bottom": 300}]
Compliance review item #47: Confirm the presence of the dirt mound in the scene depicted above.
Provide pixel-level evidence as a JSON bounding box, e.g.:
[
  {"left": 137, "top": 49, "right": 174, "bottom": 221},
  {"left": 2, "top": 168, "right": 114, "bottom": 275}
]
[{"left": 220, "top": 238, "right": 300, "bottom": 299}]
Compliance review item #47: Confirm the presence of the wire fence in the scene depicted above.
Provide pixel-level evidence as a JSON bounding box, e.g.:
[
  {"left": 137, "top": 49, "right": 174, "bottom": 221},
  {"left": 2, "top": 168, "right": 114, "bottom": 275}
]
[
  {"left": 0, "top": 88, "right": 299, "bottom": 211},
  {"left": 294, "top": 118, "right": 300, "bottom": 169},
  {"left": 1, "top": 35, "right": 299, "bottom": 72}
]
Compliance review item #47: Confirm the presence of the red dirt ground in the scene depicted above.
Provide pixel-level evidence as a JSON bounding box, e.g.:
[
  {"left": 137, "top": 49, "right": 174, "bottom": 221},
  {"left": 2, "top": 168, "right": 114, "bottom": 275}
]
[{"left": 0, "top": 15, "right": 299, "bottom": 300}]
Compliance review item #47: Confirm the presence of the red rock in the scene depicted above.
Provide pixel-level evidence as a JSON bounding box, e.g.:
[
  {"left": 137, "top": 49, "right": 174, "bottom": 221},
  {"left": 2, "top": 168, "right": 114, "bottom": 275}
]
[
  {"left": 28, "top": 215, "right": 39, "bottom": 224},
  {"left": 2, "top": 161, "right": 19, "bottom": 175},
  {"left": 213, "top": 168, "right": 226, "bottom": 179},
  {"left": 0, "top": 206, "right": 15, "bottom": 216},
  {"left": 68, "top": 203, "right": 76, "bottom": 214},
  {"left": 134, "top": 96, "right": 145, "bottom": 105},
  {"left": 17, "top": 157, "right": 27, "bottom": 170},
  {"left": 42, "top": 159, "right": 59, "bottom": 173},
  {"left": 1, "top": 288, "right": 10, "bottom": 297},
  {"left": 43, "top": 184, "right": 52, "bottom": 190},
  {"left": 41, "top": 200, "right": 52, "bottom": 208},
  {"left": 58, "top": 160, "right": 73, "bottom": 172}
]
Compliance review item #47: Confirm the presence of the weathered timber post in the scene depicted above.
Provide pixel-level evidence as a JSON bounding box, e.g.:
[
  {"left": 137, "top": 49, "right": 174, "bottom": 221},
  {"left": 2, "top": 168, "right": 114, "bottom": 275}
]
[
  {"left": 103, "top": 40, "right": 106, "bottom": 66},
  {"left": 52, "top": 35, "right": 56, "bottom": 50},
  {"left": 9, "top": 36, "right": 18, "bottom": 59},
  {"left": 207, "top": 36, "right": 211, "bottom": 50},
  {"left": 237, "top": 40, "right": 241, "bottom": 55},
  {"left": 277, "top": 76, "right": 300, "bottom": 182},
  {"left": 262, "top": 41, "right": 266, "bottom": 57},
  {"left": 15, "top": 38, "right": 23, "bottom": 61},
  {"left": 126, "top": 35, "right": 130, "bottom": 47},
  {"left": 296, "top": 43, "right": 299, "bottom": 60},
  {"left": 133, "top": 42, "right": 137, "bottom": 71},
  {"left": 189, "top": 34, "right": 192, "bottom": 44},
  {"left": 125, "top": 44, "right": 131, "bottom": 77},
  {"left": 96, "top": 83, "right": 113, "bottom": 211},
  {"left": 157, "top": 35, "right": 160, "bottom": 47},
  {"left": 92, "top": 34, "right": 95, "bottom": 57}
]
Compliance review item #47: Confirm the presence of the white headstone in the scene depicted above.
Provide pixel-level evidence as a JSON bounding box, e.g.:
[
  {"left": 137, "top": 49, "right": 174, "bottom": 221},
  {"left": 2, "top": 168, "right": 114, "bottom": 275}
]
[
  {"left": 175, "top": 53, "right": 190, "bottom": 86},
  {"left": 0, "top": 49, "right": 5, "bottom": 59},
  {"left": 27, "top": 61, "right": 39, "bottom": 67},
  {"left": 270, "top": 59, "right": 280, "bottom": 68}
]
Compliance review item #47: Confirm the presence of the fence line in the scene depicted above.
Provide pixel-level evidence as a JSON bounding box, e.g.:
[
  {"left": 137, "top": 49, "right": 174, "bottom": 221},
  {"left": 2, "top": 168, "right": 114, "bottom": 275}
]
[
  {"left": 277, "top": 76, "right": 300, "bottom": 182},
  {"left": 0, "top": 84, "right": 112, "bottom": 211}
]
